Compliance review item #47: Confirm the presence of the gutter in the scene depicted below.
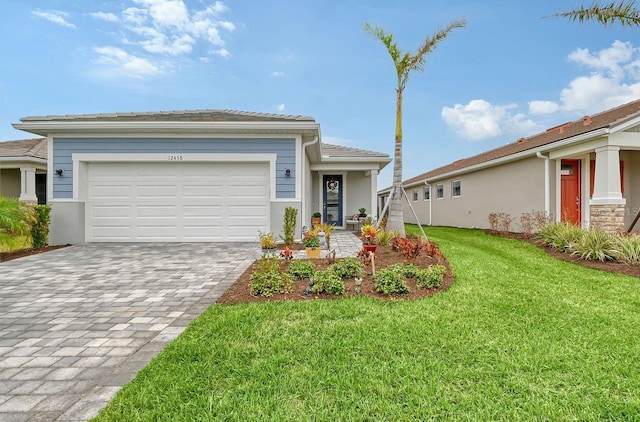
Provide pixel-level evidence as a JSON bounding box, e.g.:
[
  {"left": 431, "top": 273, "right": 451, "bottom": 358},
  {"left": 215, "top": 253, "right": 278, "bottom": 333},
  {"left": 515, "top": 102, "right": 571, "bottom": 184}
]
[
  {"left": 536, "top": 152, "right": 550, "bottom": 216},
  {"left": 302, "top": 136, "right": 319, "bottom": 231}
]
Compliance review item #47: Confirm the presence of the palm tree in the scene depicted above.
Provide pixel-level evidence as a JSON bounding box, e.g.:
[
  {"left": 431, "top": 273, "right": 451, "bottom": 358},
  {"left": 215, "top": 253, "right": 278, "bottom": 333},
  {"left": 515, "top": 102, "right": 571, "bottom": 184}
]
[
  {"left": 364, "top": 20, "right": 466, "bottom": 236},
  {"left": 0, "top": 196, "right": 33, "bottom": 247},
  {"left": 552, "top": 1, "right": 640, "bottom": 27}
]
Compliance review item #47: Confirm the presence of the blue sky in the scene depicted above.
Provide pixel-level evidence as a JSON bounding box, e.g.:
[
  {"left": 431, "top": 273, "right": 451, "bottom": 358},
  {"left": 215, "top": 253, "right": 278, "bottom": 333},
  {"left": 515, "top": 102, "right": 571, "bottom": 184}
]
[{"left": 1, "top": 0, "right": 638, "bottom": 188}]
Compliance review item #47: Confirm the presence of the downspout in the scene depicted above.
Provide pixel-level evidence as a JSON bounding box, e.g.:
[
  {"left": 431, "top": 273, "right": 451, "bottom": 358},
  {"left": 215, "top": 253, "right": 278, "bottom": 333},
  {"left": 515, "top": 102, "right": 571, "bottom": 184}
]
[
  {"left": 536, "top": 152, "right": 550, "bottom": 217},
  {"left": 302, "top": 136, "right": 319, "bottom": 232}
]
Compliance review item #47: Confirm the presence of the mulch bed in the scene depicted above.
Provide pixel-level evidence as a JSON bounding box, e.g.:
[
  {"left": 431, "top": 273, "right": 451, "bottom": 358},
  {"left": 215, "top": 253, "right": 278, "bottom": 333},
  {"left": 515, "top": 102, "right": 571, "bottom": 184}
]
[
  {"left": 0, "top": 245, "right": 70, "bottom": 263},
  {"left": 218, "top": 243, "right": 454, "bottom": 304},
  {"left": 485, "top": 230, "right": 640, "bottom": 278}
]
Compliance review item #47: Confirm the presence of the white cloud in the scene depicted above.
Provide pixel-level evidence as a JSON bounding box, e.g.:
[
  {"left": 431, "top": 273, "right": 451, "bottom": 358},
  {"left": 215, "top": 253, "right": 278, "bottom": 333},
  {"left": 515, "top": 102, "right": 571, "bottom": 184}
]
[
  {"left": 277, "top": 104, "right": 286, "bottom": 112},
  {"left": 442, "top": 99, "right": 541, "bottom": 141},
  {"left": 270, "top": 71, "right": 285, "bottom": 77},
  {"left": 530, "top": 40, "right": 640, "bottom": 116},
  {"left": 31, "top": 10, "right": 76, "bottom": 28},
  {"left": 212, "top": 48, "right": 230, "bottom": 58},
  {"left": 528, "top": 100, "right": 560, "bottom": 115},
  {"left": 93, "top": 46, "right": 161, "bottom": 79},
  {"left": 88, "top": 12, "right": 119, "bottom": 22}
]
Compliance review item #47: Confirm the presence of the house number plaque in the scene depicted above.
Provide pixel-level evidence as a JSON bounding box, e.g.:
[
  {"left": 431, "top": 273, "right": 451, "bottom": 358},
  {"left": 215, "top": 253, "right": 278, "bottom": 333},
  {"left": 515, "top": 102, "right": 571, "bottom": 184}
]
[{"left": 168, "top": 155, "right": 183, "bottom": 161}]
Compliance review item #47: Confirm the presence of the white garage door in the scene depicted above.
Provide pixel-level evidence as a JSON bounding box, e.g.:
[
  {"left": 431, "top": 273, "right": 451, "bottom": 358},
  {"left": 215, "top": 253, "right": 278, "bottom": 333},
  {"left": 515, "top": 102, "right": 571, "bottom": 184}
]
[{"left": 87, "top": 162, "right": 269, "bottom": 242}]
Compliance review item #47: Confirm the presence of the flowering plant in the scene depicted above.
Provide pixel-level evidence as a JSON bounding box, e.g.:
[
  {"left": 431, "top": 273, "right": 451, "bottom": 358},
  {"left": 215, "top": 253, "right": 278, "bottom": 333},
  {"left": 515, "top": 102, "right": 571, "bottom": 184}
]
[
  {"left": 361, "top": 224, "right": 378, "bottom": 245},
  {"left": 303, "top": 229, "right": 320, "bottom": 248},
  {"left": 280, "top": 246, "right": 294, "bottom": 261}
]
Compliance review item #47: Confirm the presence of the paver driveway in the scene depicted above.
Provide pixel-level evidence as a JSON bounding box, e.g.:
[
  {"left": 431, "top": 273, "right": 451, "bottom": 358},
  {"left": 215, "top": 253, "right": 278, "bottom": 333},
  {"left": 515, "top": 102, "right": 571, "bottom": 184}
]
[{"left": 0, "top": 243, "right": 256, "bottom": 422}]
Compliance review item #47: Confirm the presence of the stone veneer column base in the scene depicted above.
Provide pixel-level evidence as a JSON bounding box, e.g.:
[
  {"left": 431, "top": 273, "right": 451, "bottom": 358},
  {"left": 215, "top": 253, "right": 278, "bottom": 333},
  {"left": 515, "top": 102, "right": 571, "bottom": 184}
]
[{"left": 590, "top": 204, "right": 625, "bottom": 233}]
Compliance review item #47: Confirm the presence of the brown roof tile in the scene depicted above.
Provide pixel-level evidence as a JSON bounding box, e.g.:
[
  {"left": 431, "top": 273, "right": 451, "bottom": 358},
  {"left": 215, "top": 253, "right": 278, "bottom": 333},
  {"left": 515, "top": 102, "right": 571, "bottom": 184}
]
[
  {"left": 402, "top": 99, "right": 640, "bottom": 187},
  {"left": 0, "top": 138, "right": 47, "bottom": 159}
]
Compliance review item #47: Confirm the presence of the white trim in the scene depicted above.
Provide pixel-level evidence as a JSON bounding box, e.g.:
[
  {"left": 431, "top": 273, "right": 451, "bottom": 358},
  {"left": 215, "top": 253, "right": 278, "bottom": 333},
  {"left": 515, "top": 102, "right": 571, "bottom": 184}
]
[
  {"left": 47, "top": 137, "right": 53, "bottom": 203},
  {"left": 294, "top": 135, "right": 302, "bottom": 201},
  {"left": 311, "top": 163, "right": 381, "bottom": 171},
  {"left": 435, "top": 183, "right": 444, "bottom": 200},
  {"left": 451, "top": 180, "right": 461, "bottom": 198},
  {"left": 0, "top": 157, "right": 47, "bottom": 164},
  {"left": 71, "top": 153, "right": 277, "bottom": 200}
]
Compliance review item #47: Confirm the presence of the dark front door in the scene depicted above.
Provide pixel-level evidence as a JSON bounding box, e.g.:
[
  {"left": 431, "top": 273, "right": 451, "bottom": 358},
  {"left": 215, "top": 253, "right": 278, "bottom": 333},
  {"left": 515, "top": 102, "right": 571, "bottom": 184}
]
[
  {"left": 561, "top": 159, "right": 581, "bottom": 225},
  {"left": 36, "top": 173, "right": 47, "bottom": 205},
  {"left": 323, "top": 175, "right": 343, "bottom": 226}
]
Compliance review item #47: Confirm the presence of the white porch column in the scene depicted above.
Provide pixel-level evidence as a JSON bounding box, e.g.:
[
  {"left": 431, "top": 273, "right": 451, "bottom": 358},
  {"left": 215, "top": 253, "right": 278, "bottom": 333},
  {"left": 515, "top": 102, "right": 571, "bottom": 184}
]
[
  {"left": 19, "top": 166, "right": 38, "bottom": 203},
  {"left": 367, "top": 169, "right": 379, "bottom": 219},
  {"left": 591, "top": 146, "right": 624, "bottom": 204},
  {"left": 589, "top": 146, "right": 625, "bottom": 233}
]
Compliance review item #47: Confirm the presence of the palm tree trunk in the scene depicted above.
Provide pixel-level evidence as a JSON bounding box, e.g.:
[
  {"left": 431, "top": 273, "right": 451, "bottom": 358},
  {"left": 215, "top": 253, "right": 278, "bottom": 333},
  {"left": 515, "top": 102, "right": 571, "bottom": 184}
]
[{"left": 386, "top": 87, "right": 406, "bottom": 237}]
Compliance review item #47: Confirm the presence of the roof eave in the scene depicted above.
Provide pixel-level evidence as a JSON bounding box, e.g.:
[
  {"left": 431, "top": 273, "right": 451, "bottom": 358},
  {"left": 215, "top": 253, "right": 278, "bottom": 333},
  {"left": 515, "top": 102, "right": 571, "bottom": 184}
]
[{"left": 12, "top": 121, "right": 321, "bottom": 137}]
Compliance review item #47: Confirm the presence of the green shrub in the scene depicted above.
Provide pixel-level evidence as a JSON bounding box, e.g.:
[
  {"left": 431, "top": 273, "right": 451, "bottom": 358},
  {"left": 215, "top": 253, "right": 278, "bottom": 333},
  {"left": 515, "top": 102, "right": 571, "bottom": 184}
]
[
  {"left": 288, "top": 260, "right": 315, "bottom": 279},
  {"left": 374, "top": 267, "right": 410, "bottom": 295},
  {"left": 387, "top": 262, "right": 420, "bottom": 278},
  {"left": 614, "top": 235, "right": 640, "bottom": 264},
  {"left": 537, "top": 222, "right": 584, "bottom": 252},
  {"left": 30, "top": 204, "right": 51, "bottom": 248},
  {"left": 330, "top": 257, "right": 364, "bottom": 278},
  {"left": 312, "top": 270, "right": 345, "bottom": 295},
  {"left": 250, "top": 258, "right": 294, "bottom": 297},
  {"left": 572, "top": 229, "right": 617, "bottom": 261},
  {"left": 416, "top": 265, "right": 446, "bottom": 289}
]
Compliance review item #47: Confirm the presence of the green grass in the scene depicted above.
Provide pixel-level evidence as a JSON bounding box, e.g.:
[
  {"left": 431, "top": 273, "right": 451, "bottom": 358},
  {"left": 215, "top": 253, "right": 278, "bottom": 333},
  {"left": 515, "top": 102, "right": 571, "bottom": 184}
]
[{"left": 93, "top": 226, "right": 640, "bottom": 421}]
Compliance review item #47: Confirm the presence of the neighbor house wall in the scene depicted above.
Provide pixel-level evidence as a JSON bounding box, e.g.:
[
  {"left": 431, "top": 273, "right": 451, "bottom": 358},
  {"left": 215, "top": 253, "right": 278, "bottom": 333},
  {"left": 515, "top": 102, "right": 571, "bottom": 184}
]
[
  {"left": 429, "top": 157, "right": 548, "bottom": 230},
  {"left": 52, "top": 137, "right": 296, "bottom": 199},
  {"left": 0, "top": 169, "right": 20, "bottom": 198},
  {"left": 403, "top": 184, "right": 431, "bottom": 226}
]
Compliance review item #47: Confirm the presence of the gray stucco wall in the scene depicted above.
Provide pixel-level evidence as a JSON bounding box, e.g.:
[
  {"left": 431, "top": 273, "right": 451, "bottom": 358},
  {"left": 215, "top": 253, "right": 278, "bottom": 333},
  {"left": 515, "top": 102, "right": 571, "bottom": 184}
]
[
  {"left": 0, "top": 169, "right": 20, "bottom": 198},
  {"left": 270, "top": 201, "right": 302, "bottom": 240},
  {"left": 346, "top": 172, "right": 371, "bottom": 219},
  {"left": 50, "top": 201, "right": 85, "bottom": 245},
  {"left": 52, "top": 137, "right": 296, "bottom": 199},
  {"left": 402, "top": 156, "right": 551, "bottom": 231}
]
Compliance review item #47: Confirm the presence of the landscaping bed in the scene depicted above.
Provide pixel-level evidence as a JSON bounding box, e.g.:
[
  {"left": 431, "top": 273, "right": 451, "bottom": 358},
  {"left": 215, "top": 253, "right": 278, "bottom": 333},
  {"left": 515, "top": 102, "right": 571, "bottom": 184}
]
[
  {"left": 0, "top": 244, "right": 69, "bottom": 263},
  {"left": 218, "top": 243, "right": 454, "bottom": 304}
]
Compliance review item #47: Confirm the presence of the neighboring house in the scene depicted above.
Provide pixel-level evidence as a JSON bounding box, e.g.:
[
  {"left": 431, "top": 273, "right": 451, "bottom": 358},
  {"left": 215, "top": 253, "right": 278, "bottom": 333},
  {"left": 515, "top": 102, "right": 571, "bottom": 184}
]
[
  {"left": 0, "top": 138, "right": 47, "bottom": 204},
  {"left": 13, "top": 110, "right": 391, "bottom": 244},
  {"left": 378, "top": 99, "right": 640, "bottom": 234}
]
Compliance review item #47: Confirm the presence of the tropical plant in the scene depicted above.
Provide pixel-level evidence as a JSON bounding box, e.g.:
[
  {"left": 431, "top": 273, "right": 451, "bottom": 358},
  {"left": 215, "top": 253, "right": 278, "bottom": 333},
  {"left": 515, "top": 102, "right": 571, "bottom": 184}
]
[
  {"left": 550, "top": 1, "right": 640, "bottom": 27},
  {"left": 572, "top": 228, "right": 618, "bottom": 261},
  {"left": 614, "top": 234, "right": 640, "bottom": 263},
  {"left": 364, "top": 19, "right": 465, "bottom": 236},
  {"left": 280, "top": 207, "right": 297, "bottom": 247},
  {"left": 312, "top": 222, "right": 335, "bottom": 248},
  {"left": 373, "top": 267, "right": 410, "bottom": 295},
  {"left": 376, "top": 229, "right": 392, "bottom": 246},
  {"left": 0, "top": 196, "right": 33, "bottom": 248},
  {"left": 387, "top": 262, "right": 420, "bottom": 278},
  {"left": 361, "top": 224, "right": 378, "bottom": 245},
  {"left": 536, "top": 222, "right": 584, "bottom": 252}
]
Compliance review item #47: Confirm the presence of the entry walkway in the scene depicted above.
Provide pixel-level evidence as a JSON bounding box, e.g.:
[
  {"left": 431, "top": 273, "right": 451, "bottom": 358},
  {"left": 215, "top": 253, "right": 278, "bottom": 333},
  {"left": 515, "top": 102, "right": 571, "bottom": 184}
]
[{"left": 292, "top": 230, "right": 363, "bottom": 259}]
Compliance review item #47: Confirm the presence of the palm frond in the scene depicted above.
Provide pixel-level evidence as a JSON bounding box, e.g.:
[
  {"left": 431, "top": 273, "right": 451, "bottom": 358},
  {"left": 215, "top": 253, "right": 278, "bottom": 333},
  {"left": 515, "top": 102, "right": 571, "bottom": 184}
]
[{"left": 551, "top": 1, "right": 640, "bottom": 27}]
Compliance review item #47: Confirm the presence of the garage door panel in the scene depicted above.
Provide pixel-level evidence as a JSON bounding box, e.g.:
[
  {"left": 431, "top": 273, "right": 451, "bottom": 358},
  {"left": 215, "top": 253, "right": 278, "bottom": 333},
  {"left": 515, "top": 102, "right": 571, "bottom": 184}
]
[{"left": 87, "top": 161, "right": 270, "bottom": 242}]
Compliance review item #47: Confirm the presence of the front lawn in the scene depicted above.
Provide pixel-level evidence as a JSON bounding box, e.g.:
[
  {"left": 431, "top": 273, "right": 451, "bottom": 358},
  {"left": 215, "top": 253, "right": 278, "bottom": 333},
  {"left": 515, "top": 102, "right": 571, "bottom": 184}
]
[{"left": 94, "top": 226, "right": 640, "bottom": 421}]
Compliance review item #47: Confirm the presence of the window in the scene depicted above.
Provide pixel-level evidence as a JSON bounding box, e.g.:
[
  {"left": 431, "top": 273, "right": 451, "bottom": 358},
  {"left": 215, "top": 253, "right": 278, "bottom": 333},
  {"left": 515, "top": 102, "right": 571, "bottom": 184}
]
[
  {"left": 412, "top": 189, "right": 418, "bottom": 201},
  {"left": 436, "top": 184, "right": 444, "bottom": 199},
  {"left": 452, "top": 180, "right": 461, "bottom": 197},
  {"left": 423, "top": 186, "right": 430, "bottom": 201}
]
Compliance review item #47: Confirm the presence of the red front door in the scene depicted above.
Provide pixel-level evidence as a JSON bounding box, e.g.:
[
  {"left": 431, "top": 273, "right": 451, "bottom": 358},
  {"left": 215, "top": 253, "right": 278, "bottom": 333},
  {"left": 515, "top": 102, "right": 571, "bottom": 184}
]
[{"left": 561, "top": 159, "right": 581, "bottom": 225}]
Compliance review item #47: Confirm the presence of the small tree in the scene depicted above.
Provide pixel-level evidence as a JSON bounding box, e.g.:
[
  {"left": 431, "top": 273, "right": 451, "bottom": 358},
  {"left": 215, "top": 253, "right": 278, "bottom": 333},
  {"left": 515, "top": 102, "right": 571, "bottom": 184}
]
[
  {"left": 281, "top": 207, "right": 297, "bottom": 247},
  {"left": 364, "top": 19, "right": 466, "bottom": 236},
  {"left": 551, "top": 1, "right": 640, "bottom": 27}
]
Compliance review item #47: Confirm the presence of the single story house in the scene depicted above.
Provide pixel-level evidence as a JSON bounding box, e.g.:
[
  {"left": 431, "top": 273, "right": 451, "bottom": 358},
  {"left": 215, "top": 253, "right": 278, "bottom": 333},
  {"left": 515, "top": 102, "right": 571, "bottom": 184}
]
[
  {"left": 378, "top": 99, "right": 640, "bottom": 233},
  {"left": 0, "top": 138, "right": 48, "bottom": 204},
  {"left": 13, "top": 110, "right": 391, "bottom": 244}
]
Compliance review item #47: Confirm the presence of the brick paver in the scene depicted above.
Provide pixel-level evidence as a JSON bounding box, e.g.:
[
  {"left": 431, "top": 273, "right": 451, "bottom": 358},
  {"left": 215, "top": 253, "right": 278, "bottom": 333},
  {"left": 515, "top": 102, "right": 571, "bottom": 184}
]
[{"left": 0, "top": 243, "right": 256, "bottom": 421}]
